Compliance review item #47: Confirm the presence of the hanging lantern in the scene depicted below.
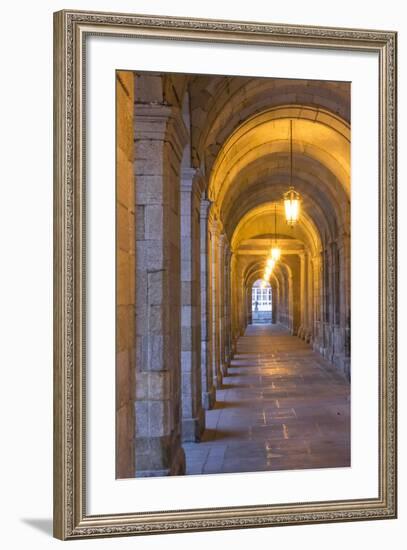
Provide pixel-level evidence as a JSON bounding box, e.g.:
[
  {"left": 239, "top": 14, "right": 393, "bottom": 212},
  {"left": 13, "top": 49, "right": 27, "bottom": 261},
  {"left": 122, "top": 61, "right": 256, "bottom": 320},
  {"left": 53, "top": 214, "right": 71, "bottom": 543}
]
[
  {"left": 284, "top": 120, "right": 301, "bottom": 226},
  {"left": 283, "top": 187, "right": 301, "bottom": 226}
]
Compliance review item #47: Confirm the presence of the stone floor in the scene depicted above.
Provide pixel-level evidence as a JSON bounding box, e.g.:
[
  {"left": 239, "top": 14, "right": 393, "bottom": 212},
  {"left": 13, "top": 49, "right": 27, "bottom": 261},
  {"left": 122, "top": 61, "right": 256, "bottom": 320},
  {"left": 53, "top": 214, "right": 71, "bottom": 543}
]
[{"left": 183, "top": 324, "right": 350, "bottom": 475}]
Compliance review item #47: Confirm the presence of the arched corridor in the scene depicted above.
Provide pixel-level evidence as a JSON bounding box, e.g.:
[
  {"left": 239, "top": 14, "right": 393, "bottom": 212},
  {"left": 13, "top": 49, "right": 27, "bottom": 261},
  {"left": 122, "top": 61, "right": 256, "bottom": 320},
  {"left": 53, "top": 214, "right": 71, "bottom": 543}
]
[
  {"left": 184, "top": 324, "right": 350, "bottom": 474},
  {"left": 116, "top": 71, "right": 351, "bottom": 478}
]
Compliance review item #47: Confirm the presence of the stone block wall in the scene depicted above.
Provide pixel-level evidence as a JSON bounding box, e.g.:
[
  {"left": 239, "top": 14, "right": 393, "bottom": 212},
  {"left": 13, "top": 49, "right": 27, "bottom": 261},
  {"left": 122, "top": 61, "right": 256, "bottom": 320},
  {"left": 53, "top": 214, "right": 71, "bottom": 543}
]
[
  {"left": 116, "top": 71, "right": 136, "bottom": 479},
  {"left": 133, "top": 75, "right": 188, "bottom": 476}
]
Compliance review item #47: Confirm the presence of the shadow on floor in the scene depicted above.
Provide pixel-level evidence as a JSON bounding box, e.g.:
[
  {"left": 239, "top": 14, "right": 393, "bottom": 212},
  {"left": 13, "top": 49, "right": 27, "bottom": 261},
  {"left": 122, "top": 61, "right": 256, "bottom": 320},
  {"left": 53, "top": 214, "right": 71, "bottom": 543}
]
[{"left": 21, "top": 518, "right": 53, "bottom": 537}]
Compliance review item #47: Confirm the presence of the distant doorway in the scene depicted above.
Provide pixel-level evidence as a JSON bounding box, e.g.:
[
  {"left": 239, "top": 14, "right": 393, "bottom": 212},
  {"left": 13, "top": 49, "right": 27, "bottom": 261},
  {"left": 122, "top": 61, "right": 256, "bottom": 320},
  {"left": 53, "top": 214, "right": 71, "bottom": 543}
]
[{"left": 251, "top": 279, "right": 272, "bottom": 324}]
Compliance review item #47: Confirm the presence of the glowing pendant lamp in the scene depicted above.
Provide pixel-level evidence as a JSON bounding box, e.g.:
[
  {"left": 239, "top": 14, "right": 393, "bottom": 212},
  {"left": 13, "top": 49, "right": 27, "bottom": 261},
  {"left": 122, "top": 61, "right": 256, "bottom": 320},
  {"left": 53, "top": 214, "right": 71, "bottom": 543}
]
[{"left": 284, "top": 120, "right": 301, "bottom": 226}]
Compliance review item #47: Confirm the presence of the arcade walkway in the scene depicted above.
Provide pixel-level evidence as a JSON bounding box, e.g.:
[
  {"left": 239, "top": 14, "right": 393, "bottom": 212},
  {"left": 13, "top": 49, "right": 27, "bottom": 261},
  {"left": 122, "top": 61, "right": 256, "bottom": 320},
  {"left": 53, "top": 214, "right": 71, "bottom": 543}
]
[{"left": 183, "top": 324, "right": 350, "bottom": 475}]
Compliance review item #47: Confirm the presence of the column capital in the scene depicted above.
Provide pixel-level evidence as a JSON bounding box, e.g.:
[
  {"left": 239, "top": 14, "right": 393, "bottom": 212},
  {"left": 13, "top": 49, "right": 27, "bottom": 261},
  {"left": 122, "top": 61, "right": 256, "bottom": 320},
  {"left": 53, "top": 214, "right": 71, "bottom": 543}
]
[
  {"left": 200, "top": 197, "right": 212, "bottom": 219},
  {"left": 134, "top": 103, "right": 188, "bottom": 159},
  {"left": 180, "top": 167, "right": 197, "bottom": 193},
  {"left": 193, "top": 168, "right": 207, "bottom": 197},
  {"left": 208, "top": 218, "right": 220, "bottom": 237}
]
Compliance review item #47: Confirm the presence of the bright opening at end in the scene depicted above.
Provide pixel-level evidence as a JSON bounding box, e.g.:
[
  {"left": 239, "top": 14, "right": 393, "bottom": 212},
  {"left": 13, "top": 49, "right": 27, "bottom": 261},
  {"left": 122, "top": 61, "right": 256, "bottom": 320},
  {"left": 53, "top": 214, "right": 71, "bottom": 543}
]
[{"left": 251, "top": 279, "right": 272, "bottom": 324}]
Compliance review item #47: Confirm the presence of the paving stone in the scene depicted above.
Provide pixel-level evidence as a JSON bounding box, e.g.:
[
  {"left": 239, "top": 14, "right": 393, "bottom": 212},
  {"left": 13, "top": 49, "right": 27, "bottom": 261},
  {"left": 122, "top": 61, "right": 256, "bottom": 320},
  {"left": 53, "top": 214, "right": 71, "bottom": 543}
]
[{"left": 184, "top": 324, "right": 350, "bottom": 475}]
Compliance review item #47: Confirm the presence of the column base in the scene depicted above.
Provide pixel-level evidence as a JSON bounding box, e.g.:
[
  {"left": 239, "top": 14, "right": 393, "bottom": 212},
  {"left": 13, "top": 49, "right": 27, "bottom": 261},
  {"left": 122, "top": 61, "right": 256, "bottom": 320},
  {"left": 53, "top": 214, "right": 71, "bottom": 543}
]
[
  {"left": 221, "top": 361, "right": 229, "bottom": 377},
  {"left": 182, "top": 408, "right": 205, "bottom": 442},
  {"left": 215, "top": 371, "right": 223, "bottom": 388},
  {"left": 202, "top": 385, "right": 216, "bottom": 410},
  {"left": 135, "top": 434, "right": 186, "bottom": 477},
  {"left": 333, "top": 355, "right": 351, "bottom": 381}
]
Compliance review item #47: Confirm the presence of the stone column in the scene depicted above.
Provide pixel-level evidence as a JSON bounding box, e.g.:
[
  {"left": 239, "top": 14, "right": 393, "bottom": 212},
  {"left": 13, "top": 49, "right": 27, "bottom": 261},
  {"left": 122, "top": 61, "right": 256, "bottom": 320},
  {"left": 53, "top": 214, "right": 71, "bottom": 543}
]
[
  {"left": 288, "top": 272, "right": 295, "bottom": 334},
  {"left": 298, "top": 252, "right": 306, "bottom": 339},
  {"left": 209, "top": 220, "right": 222, "bottom": 387},
  {"left": 230, "top": 252, "right": 239, "bottom": 352},
  {"left": 246, "top": 284, "right": 252, "bottom": 326},
  {"left": 276, "top": 271, "right": 283, "bottom": 325},
  {"left": 180, "top": 168, "right": 205, "bottom": 441},
  {"left": 238, "top": 269, "right": 246, "bottom": 336},
  {"left": 327, "top": 240, "right": 337, "bottom": 363},
  {"left": 218, "top": 233, "right": 229, "bottom": 377},
  {"left": 116, "top": 72, "right": 135, "bottom": 479},
  {"left": 223, "top": 248, "right": 232, "bottom": 368},
  {"left": 305, "top": 252, "right": 313, "bottom": 343},
  {"left": 271, "top": 279, "right": 278, "bottom": 324},
  {"left": 337, "top": 232, "right": 351, "bottom": 377},
  {"left": 311, "top": 253, "right": 321, "bottom": 353},
  {"left": 200, "top": 198, "right": 216, "bottom": 409},
  {"left": 321, "top": 248, "right": 328, "bottom": 357},
  {"left": 302, "top": 251, "right": 310, "bottom": 341},
  {"left": 134, "top": 102, "right": 188, "bottom": 477}
]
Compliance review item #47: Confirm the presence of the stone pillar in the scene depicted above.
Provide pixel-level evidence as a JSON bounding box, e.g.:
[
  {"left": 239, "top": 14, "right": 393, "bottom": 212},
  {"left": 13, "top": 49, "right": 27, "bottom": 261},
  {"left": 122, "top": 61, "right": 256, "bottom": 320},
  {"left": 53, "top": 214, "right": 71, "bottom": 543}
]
[
  {"left": 321, "top": 248, "right": 328, "bottom": 356},
  {"left": 134, "top": 101, "right": 188, "bottom": 477},
  {"left": 223, "top": 248, "right": 232, "bottom": 366},
  {"left": 311, "top": 253, "right": 321, "bottom": 353},
  {"left": 180, "top": 168, "right": 205, "bottom": 441},
  {"left": 238, "top": 269, "right": 246, "bottom": 336},
  {"left": 278, "top": 269, "right": 288, "bottom": 328},
  {"left": 298, "top": 252, "right": 306, "bottom": 339},
  {"left": 328, "top": 239, "right": 338, "bottom": 368},
  {"left": 305, "top": 252, "right": 313, "bottom": 343},
  {"left": 272, "top": 283, "right": 277, "bottom": 324},
  {"left": 209, "top": 220, "right": 222, "bottom": 387},
  {"left": 337, "top": 232, "right": 351, "bottom": 378},
  {"left": 247, "top": 284, "right": 252, "bottom": 326},
  {"left": 288, "top": 273, "right": 295, "bottom": 334},
  {"left": 116, "top": 72, "right": 136, "bottom": 479},
  {"left": 276, "top": 271, "right": 283, "bottom": 325},
  {"left": 218, "top": 233, "right": 229, "bottom": 377},
  {"left": 200, "top": 198, "right": 216, "bottom": 409},
  {"left": 230, "top": 252, "right": 239, "bottom": 352}
]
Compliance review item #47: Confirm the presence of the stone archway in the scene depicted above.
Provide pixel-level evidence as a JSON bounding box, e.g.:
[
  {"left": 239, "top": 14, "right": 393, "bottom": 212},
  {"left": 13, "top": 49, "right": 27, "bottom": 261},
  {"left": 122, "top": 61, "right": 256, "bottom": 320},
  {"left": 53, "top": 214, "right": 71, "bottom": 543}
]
[{"left": 116, "top": 71, "right": 351, "bottom": 479}]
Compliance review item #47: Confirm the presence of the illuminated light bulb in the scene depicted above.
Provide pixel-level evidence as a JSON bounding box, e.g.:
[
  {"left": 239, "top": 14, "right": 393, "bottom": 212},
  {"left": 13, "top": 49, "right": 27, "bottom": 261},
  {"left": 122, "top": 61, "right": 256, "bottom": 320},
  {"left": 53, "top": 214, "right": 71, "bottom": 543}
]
[
  {"left": 266, "top": 258, "right": 276, "bottom": 270},
  {"left": 270, "top": 247, "right": 281, "bottom": 261}
]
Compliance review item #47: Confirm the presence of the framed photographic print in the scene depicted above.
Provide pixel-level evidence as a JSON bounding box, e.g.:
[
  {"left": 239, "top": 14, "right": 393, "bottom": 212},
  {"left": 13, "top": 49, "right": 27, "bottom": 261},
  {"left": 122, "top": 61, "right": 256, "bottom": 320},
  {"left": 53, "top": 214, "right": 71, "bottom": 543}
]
[{"left": 53, "top": 9, "right": 397, "bottom": 540}]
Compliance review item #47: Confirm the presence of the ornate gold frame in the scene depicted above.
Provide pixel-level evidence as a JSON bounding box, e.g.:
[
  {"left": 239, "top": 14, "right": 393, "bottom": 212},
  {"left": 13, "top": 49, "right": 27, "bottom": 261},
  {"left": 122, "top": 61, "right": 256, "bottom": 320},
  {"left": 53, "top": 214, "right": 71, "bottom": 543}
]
[{"left": 53, "top": 9, "right": 397, "bottom": 540}]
